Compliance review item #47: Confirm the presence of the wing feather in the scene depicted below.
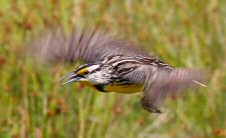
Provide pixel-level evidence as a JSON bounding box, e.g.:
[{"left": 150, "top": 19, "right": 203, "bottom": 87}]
[
  {"left": 27, "top": 27, "right": 151, "bottom": 64},
  {"left": 145, "top": 68, "right": 204, "bottom": 113},
  {"left": 124, "top": 66, "right": 204, "bottom": 113}
]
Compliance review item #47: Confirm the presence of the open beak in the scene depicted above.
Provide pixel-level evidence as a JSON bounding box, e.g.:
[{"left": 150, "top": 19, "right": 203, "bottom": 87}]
[{"left": 60, "top": 72, "right": 81, "bottom": 86}]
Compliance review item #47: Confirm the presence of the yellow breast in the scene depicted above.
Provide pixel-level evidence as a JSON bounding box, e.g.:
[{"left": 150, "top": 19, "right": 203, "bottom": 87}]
[
  {"left": 80, "top": 81, "right": 143, "bottom": 94},
  {"left": 103, "top": 82, "right": 143, "bottom": 94}
]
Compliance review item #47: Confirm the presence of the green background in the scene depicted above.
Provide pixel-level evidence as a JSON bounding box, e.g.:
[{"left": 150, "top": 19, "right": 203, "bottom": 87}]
[{"left": 0, "top": 0, "right": 225, "bottom": 137}]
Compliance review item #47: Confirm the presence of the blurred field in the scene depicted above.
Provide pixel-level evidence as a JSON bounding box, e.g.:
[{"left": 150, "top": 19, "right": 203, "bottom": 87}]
[{"left": 0, "top": 0, "right": 226, "bottom": 138}]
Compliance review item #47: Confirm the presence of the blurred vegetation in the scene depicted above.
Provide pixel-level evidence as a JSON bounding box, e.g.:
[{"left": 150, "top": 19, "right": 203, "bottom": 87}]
[{"left": 0, "top": 0, "right": 226, "bottom": 138}]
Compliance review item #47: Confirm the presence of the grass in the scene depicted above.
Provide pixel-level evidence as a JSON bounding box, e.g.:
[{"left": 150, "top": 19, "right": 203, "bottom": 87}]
[{"left": 0, "top": 0, "right": 226, "bottom": 137}]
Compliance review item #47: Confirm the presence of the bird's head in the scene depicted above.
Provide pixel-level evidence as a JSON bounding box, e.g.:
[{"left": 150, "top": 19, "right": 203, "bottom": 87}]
[{"left": 60, "top": 63, "right": 112, "bottom": 86}]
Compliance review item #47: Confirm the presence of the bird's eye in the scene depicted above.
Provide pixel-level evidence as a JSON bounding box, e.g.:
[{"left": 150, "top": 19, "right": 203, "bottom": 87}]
[{"left": 83, "top": 70, "right": 89, "bottom": 75}]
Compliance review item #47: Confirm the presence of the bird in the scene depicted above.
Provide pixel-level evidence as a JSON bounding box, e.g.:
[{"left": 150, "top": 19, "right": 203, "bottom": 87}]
[{"left": 28, "top": 27, "right": 206, "bottom": 113}]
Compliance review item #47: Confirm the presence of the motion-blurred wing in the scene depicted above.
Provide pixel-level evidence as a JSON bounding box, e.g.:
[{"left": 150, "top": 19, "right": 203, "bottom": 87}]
[
  {"left": 124, "top": 66, "right": 204, "bottom": 113},
  {"left": 28, "top": 27, "right": 151, "bottom": 64}
]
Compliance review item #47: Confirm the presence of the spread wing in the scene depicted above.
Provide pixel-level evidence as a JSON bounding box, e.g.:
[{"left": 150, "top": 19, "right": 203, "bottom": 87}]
[
  {"left": 27, "top": 27, "right": 151, "bottom": 64},
  {"left": 124, "top": 66, "right": 205, "bottom": 113}
]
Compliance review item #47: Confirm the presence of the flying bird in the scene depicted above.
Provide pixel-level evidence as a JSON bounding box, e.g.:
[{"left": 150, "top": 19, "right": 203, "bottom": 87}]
[{"left": 28, "top": 27, "right": 206, "bottom": 113}]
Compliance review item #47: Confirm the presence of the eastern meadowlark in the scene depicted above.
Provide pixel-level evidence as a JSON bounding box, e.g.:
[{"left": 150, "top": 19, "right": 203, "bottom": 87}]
[{"left": 29, "top": 27, "right": 206, "bottom": 113}]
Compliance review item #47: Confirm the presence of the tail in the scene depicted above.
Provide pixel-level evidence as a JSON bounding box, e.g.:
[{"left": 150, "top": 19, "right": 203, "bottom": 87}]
[{"left": 166, "top": 68, "right": 207, "bottom": 92}]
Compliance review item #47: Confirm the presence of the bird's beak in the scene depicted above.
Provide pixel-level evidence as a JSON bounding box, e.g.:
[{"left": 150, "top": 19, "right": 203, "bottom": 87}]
[{"left": 60, "top": 72, "right": 81, "bottom": 86}]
